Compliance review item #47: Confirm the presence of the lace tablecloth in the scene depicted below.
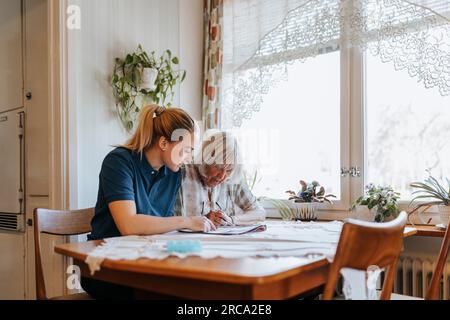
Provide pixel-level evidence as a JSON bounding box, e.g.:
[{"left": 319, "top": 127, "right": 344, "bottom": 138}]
[
  {"left": 85, "top": 221, "right": 343, "bottom": 275},
  {"left": 83, "top": 221, "right": 416, "bottom": 300}
]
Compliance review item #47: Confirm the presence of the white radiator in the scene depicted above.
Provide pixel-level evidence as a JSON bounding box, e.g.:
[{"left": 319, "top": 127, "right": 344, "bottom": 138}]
[{"left": 393, "top": 256, "right": 450, "bottom": 300}]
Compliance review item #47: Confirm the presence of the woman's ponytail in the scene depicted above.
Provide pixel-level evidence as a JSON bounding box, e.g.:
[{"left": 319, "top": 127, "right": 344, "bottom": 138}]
[{"left": 121, "top": 104, "right": 194, "bottom": 154}]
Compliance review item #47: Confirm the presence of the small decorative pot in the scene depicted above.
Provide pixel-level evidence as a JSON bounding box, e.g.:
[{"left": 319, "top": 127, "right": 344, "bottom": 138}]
[
  {"left": 141, "top": 68, "right": 158, "bottom": 91},
  {"left": 353, "top": 206, "right": 374, "bottom": 222},
  {"left": 438, "top": 205, "right": 450, "bottom": 227},
  {"left": 293, "top": 202, "right": 319, "bottom": 221}
]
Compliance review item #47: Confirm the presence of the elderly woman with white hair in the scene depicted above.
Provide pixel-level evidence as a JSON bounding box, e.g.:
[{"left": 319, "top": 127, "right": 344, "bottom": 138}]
[{"left": 175, "top": 130, "right": 266, "bottom": 229}]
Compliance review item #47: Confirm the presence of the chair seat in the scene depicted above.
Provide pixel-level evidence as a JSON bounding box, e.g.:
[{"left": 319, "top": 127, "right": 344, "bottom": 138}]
[{"left": 50, "top": 292, "right": 93, "bottom": 300}]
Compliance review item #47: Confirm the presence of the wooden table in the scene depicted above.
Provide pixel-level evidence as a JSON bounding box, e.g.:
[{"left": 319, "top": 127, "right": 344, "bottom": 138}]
[
  {"left": 56, "top": 240, "right": 330, "bottom": 299},
  {"left": 55, "top": 228, "right": 417, "bottom": 300},
  {"left": 407, "top": 225, "right": 446, "bottom": 238}
]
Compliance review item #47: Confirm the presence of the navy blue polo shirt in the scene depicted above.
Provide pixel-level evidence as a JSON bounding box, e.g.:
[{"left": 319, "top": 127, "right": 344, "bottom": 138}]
[{"left": 88, "top": 147, "right": 181, "bottom": 240}]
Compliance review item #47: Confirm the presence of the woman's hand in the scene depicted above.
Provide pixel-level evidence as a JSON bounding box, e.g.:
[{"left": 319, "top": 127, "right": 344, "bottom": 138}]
[{"left": 186, "top": 216, "right": 217, "bottom": 232}]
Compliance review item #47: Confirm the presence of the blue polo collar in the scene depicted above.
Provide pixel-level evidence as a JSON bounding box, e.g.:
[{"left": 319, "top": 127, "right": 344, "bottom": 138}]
[{"left": 138, "top": 152, "right": 170, "bottom": 177}]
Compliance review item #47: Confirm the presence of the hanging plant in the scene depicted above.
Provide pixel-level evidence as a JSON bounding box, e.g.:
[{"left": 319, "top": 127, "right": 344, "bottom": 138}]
[{"left": 111, "top": 44, "right": 186, "bottom": 132}]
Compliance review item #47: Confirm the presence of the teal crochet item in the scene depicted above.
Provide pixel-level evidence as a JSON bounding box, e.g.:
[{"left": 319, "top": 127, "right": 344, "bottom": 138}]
[{"left": 166, "top": 240, "right": 202, "bottom": 254}]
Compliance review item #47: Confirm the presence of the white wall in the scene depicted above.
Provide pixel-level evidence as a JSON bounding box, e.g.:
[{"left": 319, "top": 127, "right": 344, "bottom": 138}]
[
  {"left": 66, "top": 0, "right": 204, "bottom": 209},
  {"left": 179, "top": 0, "right": 204, "bottom": 120}
]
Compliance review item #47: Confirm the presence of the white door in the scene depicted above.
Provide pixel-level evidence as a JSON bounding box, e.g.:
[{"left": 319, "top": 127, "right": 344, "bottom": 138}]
[{"left": 0, "top": 0, "right": 23, "bottom": 113}]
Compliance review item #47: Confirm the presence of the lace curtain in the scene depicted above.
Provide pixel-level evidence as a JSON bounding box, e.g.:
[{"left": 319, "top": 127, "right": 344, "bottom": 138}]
[{"left": 221, "top": 0, "right": 450, "bottom": 128}]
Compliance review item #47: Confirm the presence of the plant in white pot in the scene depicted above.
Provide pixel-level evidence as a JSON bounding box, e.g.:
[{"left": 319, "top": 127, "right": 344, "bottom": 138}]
[
  {"left": 111, "top": 44, "right": 186, "bottom": 132},
  {"left": 350, "top": 184, "right": 401, "bottom": 222},
  {"left": 410, "top": 172, "right": 450, "bottom": 228},
  {"left": 286, "top": 181, "right": 336, "bottom": 221}
]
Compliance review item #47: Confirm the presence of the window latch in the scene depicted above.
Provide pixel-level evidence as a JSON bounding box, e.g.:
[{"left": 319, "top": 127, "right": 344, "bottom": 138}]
[{"left": 341, "top": 167, "right": 361, "bottom": 178}]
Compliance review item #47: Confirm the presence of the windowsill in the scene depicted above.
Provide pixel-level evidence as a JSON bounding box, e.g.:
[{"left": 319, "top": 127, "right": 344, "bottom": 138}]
[{"left": 264, "top": 208, "right": 443, "bottom": 226}]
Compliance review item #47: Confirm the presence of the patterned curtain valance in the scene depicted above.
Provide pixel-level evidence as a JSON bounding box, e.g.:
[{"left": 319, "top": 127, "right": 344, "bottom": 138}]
[{"left": 222, "top": 0, "right": 450, "bottom": 128}]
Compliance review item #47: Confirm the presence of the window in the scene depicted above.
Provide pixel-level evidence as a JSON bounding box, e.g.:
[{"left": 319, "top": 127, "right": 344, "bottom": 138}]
[
  {"left": 365, "top": 53, "right": 450, "bottom": 201},
  {"left": 236, "top": 50, "right": 341, "bottom": 201},
  {"left": 222, "top": 1, "right": 450, "bottom": 214}
]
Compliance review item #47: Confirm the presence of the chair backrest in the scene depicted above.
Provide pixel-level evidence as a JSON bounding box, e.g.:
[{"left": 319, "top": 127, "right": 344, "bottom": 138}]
[
  {"left": 33, "top": 208, "right": 94, "bottom": 300},
  {"left": 322, "top": 211, "right": 408, "bottom": 300},
  {"left": 426, "top": 223, "right": 450, "bottom": 300}
]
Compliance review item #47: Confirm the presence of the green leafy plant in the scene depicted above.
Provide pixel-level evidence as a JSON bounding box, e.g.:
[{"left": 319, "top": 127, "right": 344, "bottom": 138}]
[
  {"left": 351, "top": 184, "right": 401, "bottom": 222},
  {"left": 286, "top": 180, "right": 336, "bottom": 204},
  {"left": 111, "top": 45, "right": 186, "bottom": 132},
  {"left": 409, "top": 171, "right": 450, "bottom": 212}
]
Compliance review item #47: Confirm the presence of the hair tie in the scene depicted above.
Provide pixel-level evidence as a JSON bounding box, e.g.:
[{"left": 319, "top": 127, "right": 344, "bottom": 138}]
[{"left": 153, "top": 107, "right": 166, "bottom": 119}]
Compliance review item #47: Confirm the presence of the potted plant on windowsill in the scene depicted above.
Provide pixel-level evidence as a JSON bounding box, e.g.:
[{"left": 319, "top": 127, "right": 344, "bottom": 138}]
[
  {"left": 350, "top": 184, "right": 401, "bottom": 222},
  {"left": 286, "top": 180, "right": 336, "bottom": 221},
  {"left": 409, "top": 172, "right": 450, "bottom": 228}
]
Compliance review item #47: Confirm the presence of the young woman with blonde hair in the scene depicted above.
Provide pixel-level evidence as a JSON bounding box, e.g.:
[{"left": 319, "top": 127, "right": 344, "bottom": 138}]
[{"left": 83, "top": 105, "right": 215, "bottom": 299}]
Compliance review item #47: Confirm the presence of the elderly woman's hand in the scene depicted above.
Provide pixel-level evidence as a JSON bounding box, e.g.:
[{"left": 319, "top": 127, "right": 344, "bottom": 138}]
[{"left": 206, "top": 211, "right": 234, "bottom": 227}]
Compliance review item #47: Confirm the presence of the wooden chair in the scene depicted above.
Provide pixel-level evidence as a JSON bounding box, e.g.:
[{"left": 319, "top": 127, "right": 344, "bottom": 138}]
[
  {"left": 322, "top": 211, "right": 408, "bottom": 300},
  {"left": 34, "top": 208, "right": 95, "bottom": 300},
  {"left": 391, "top": 221, "right": 450, "bottom": 300}
]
